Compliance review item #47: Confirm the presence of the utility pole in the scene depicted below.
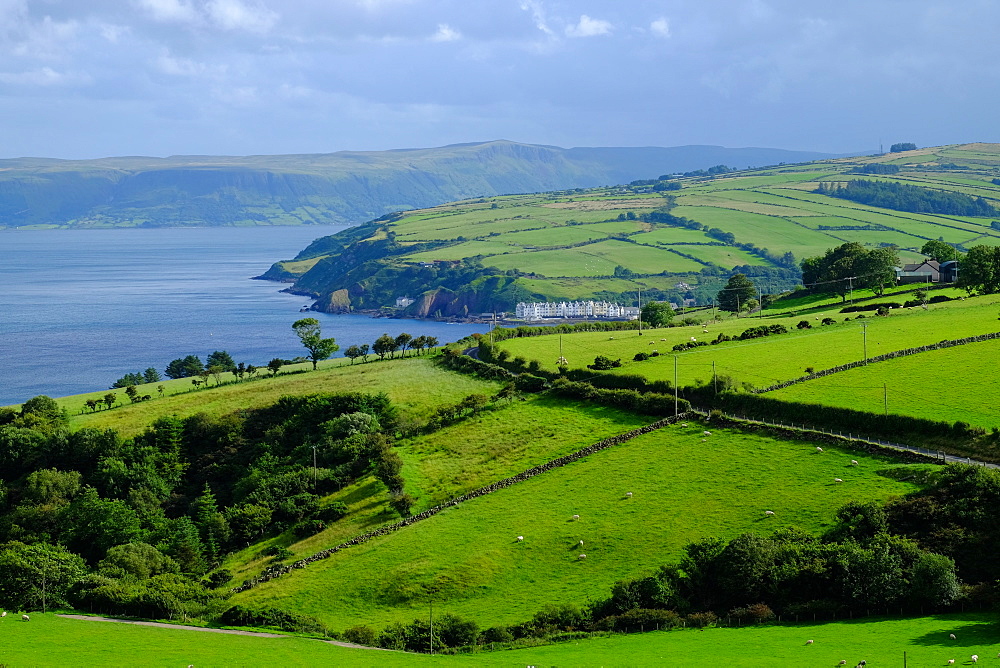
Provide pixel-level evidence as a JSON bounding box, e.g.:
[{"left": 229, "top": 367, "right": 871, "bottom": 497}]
[
  {"left": 757, "top": 287, "right": 763, "bottom": 319},
  {"left": 884, "top": 382, "right": 888, "bottom": 416},
  {"left": 637, "top": 288, "right": 642, "bottom": 336},
  {"left": 713, "top": 360, "right": 718, "bottom": 395},
  {"left": 312, "top": 445, "right": 318, "bottom": 491},
  {"left": 674, "top": 355, "right": 679, "bottom": 416},
  {"left": 862, "top": 320, "right": 868, "bottom": 364},
  {"left": 429, "top": 599, "right": 434, "bottom": 655}
]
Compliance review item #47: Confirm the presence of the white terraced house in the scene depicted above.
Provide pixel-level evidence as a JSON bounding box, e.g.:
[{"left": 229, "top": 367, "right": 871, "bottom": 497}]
[{"left": 516, "top": 301, "right": 639, "bottom": 320}]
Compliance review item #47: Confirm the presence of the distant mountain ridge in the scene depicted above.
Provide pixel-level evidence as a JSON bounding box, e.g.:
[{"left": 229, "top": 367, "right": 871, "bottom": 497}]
[{"left": 0, "top": 141, "right": 838, "bottom": 229}]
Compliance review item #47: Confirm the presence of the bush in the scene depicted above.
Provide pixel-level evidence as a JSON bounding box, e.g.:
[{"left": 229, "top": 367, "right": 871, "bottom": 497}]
[
  {"left": 317, "top": 501, "right": 348, "bottom": 523},
  {"left": 797, "top": 320, "right": 811, "bottom": 329},
  {"left": 479, "top": 626, "right": 515, "bottom": 644},
  {"left": 514, "top": 374, "right": 546, "bottom": 393},
  {"left": 588, "top": 355, "right": 622, "bottom": 370},
  {"left": 292, "top": 518, "right": 326, "bottom": 537},
  {"left": 633, "top": 352, "right": 650, "bottom": 362},
  {"left": 343, "top": 625, "right": 378, "bottom": 646},
  {"left": 929, "top": 294, "right": 954, "bottom": 304},
  {"left": 602, "top": 608, "right": 682, "bottom": 632},
  {"left": 729, "top": 603, "right": 775, "bottom": 625},
  {"left": 821, "top": 317, "right": 836, "bottom": 325},
  {"left": 204, "top": 569, "right": 232, "bottom": 589},
  {"left": 220, "top": 605, "right": 326, "bottom": 634},
  {"left": 686, "top": 611, "right": 718, "bottom": 628}
]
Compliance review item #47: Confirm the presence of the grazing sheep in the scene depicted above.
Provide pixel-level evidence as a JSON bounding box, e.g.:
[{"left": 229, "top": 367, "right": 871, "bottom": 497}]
[
  {"left": 949, "top": 633, "right": 956, "bottom": 640},
  {"left": 1, "top": 611, "right": 6, "bottom": 617},
  {"left": 805, "top": 639, "right": 813, "bottom": 645},
  {"left": 851, "top": 460, "right": 859, "bottom": 466},
  {"left": 681, "top": 423, "right": 688, "bottom": 427},
  {"left": 834, "top": 478, "right": 844, "bottom": 483},
  {"left": 816, "top": 446, "right": 823, "bottom": 453},
  {"left": 972, "top": 655, "right": 978, "bottom": 663},
  {"left": 660, "top": 338, "right": 666, "bottom": 342},
  {"left": 22, "top": 614, "right": 29, "bottom": 621},
  {"left": 609, "top": 337, "right": 614, "bottom": 340},
  {"left": 691, "top": 337, "right": 697, "bottom": 341},
  {"left": 572, "top": 514, "right": 580, "bottom": 520},
  {"left": 704, "top": 431, "right": 712, "bottom": 436},
  {"left": 839, "top": 661, "right": 847, "bottom": 666},
  {"left": 517, "top": 536, "right": 524, "bottom": 542},
  {"left": 578, "top": 540, "right": 584, "bottom": 546},
  {"left": 947, "top": 661, "right": 954, "bottom": 665},
  {"left": 578, "top": 554, "right": 586, "bottom": 560},
  {"left": 625, "top": 492, "right": 633, "bottom": 498},
  {"left": 764, "top": 510, "right": 775, "bottom": 516}
]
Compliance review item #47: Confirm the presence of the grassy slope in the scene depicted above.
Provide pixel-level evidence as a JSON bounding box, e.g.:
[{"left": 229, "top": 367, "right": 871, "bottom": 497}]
[
  {"left": 63, "top": 357, "right": 501, "bottom": 438},
  {"left": 7, "top": 611, "right": 998, "bottom": 667},
  {"left": 498, "top": 293, "right": 1000, "bottom": 401},
  {"left": 236, "top": 420, "right": 926, "bottom": 630},
  {"left": 770, "top": 338, "right": 1000, "bottom": 430}
]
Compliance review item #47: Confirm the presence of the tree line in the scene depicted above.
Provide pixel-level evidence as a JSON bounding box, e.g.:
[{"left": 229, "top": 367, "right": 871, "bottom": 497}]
[{"left": 817, "top": 180, "right": 997, "bottom": 217}]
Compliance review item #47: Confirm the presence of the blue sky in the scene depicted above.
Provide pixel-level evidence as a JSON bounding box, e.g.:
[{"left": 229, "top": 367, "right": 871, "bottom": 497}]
[{"left": 1, "top": 0, "right": 997, "bottom": 158}]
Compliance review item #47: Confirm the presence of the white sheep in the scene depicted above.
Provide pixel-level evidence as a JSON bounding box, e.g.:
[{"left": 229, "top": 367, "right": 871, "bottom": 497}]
[
  {"left": 22, "top": 614, "right": 29, "bottom": 621},
  {"left": 834, "top": 478, "right": 843, "bottom": 483},
  {"left": 681, "top": 423, "right": 688, "bottom": 427},
  {"left": 517, "top": 535, "right": 524, "bottom": 542},
  {"left": 764, "top": 510, "right": 775, "bottom": 516},
  {"left": 625, "top": 492, "right": 633, "bottom": 498},
  {"left": 578, "top": 554, "right": 586, "bottom": 560},
  {"left": 572, "top": 514, "right": 580, "bottom": 520},
  {"left": 660, "top": 338, "right": 666, "bottom": 342},
  {"left": 949, "top": 633, "right": 956, "bottom": 640},
  {"left": 947, "top": 661, "right": 954, "bottom": 665},
  {"left": 839, "top": 661, "right": 847, "bottom": 666},
  {"left": 609, "top": 336, "right": 615, "bottom": 340},
  {"left": 805, "top": 639, "right": 813, "bottom": 645},
  {"left": 578, "top": 540, "right": 584, "bottom": 546},
  {"left": 851, "top": 459, "right": 859, "bottom": 466},
  {"left": 971, "top": 655, "right": 978, "bottom": 663},
  {"left": 690, "top": 336, "right": 697, "bottom": 341},
  {"left": 703, "top": 431, "right": 712, "bottom": 436},
  {"left": 1, "top": 611, "right": 5, "bottom": 617},
  {"left": 816, "top": 446, "right": 824, "bottom": 453}
]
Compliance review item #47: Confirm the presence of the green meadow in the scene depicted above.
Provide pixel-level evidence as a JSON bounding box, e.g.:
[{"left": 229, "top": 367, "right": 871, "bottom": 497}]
[
  {"left": 5, "top": 611, "right": 998, "bottom": 667},
  {"left": 236, "top": 419, "right": 925, "bottom": 630}
]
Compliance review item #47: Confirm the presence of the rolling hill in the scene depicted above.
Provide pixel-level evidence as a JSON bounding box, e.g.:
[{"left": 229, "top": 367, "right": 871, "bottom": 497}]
[
  {"left": 264, "top": 143, "right": 1000, "bottom": 317},
  {"left": 0, "top": 141, "right": 833, "bottom": 229}
]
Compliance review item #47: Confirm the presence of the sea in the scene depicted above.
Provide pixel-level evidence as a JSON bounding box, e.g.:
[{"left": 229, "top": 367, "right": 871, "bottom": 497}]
[{"left": 0, "top": 226, "right": 489, "bottom": 406}]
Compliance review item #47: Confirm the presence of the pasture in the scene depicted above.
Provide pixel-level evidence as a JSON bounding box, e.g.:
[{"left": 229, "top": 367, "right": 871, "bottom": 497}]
[
  {"left": 63, "top": 357, "right": 501, "bottom": 438},
  {"left": 236, "top": 420, "right": 926, "bottom": 630},
  {"left": 770, "top": 337, "right": 1000, "bottom": 430},
  {"left": 498, "top": 293, "right": 1000, "bottom": 391},
  {"left": 7, "top": 611, "right": 998, "bottom": 667}
]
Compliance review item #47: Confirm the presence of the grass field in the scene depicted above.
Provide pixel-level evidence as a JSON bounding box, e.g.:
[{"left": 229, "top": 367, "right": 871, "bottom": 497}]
[
  {"left": 499, "top": 293, "right": 1000, "bottom": 394},
  {"left": 62, "top": 357, "right": 501, "bottom": 438},
  {"left": 236, "top": 420, "right": 926, "bottom": 630},
  {"left": 6, "top": 611, "right": 997, "bottom": 667},
  {"left": 770, "top": 337, "right": 1000, "bottom": 430}
]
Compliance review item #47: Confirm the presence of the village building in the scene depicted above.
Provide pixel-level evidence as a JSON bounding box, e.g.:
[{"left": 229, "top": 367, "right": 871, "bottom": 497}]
[{"left": 516, "top": 301, "right": 639, "bottom": 321}]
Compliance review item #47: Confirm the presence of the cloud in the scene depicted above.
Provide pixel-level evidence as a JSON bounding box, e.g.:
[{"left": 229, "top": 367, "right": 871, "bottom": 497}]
[
  {"left": 206, "top": 0, "right": 277, "bottom": 32},
  {"left": 431, "top": 23, "right": 460, "bottom": 42},
  {"left": 135, "top": 0, "right": 199, "bottom": 24},
  {"left": 519, "top": 0, "right": 553, "bottom": 36},
  {"left": 0, "top": 67, "right": 88, "bottom": 86},
  {"left": 650, "top": 17, "right": 670, "bottom": 38},
  {"left": 565, "top": 14, "right": 611, "bottom": 38}
]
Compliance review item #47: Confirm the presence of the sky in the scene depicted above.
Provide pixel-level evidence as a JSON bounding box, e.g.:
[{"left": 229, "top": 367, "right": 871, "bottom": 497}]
[{"left": 1, "top": 0, "right": 998, "bottom": 159}]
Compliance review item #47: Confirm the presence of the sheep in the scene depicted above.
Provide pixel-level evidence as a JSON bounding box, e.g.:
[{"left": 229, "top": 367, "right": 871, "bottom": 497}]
[
  {"left": 971, "top": 655, "right": 978, "bottom": 663},
  {"left": 703, "top": 431, "right": 712, "bottom": 436},
  {"left": 572, "top": 514, "right": 580, "bottom": 520},
  {"left": 578, "top": 554, "right": 586, "bottom": 560},
  {"left": 660, "top": 338, "right": 666, "bottom": 341},
  {"left": 681, "top": 422, "right": 688, "bottom": 427},
  {"left": 578, "top": 540, "right": 584, "bottom": 546},
  {"left": 1, "top": 611, "right": 5, "bottom": 617},
  {"left": 805, "top": 639, "right": 814, "bottom": 645},
  {"left": 609, "top": 337, "right": 614, "bottom": 340},
  {"left": 764, "top": 510, "right": 775, "bottom": 516},
  {"left": 947, "top": 661, "right": 954, "bottom": 665},
  {"left": 22, "top": 614, "right": 29, "bottom": 621},
  {"left": 816, "top": 446, "right": 824, "bottom": 453},
  {"left": 949, "top": 633, "right": 956, "bottom": 640},
  {"left": 517, "top": 536, "right": 524, "bottom": 542},
  {"left": 839, "top": 661, "right": 847, "bottom": 666},
  {"left": 625, "top": 492, "right": 633, "bottom": 498},
  {"left": 690, "top": 336, "right": 697, "bottom": 341},
  {"left": 851, "top": 459, "right": 859, "bottom": 466},
  {"left": 834, "top": 478, "right": 844, "bottom": 483}
]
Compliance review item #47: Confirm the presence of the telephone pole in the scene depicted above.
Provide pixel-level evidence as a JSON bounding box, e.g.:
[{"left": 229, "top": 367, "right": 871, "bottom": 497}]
[
  {"left": 862, "top": 320, "right": 868, "bottom": 364},
  {"left": 674, "top": 355, "right": 679, "bottom": 416},
  {"left": 637, "top": 288, "right": 642, "bottom": 336}
]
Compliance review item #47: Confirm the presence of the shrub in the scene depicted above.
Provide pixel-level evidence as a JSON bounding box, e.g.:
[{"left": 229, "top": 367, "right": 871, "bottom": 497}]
[
  {"left": 317, "top": 501, "right": 348, "bottom": 522},
  {"left": 343, "top": 625, "right": 378, "bottom": 646},
  {"left": 876, "top": 306, "right": 890, "bottom": 316},
  {"left": 633, "top": 352, "right": 650, "bottom": 362},
  {"left": 589, "top": 355, "right": 622, "bottom": 370},
  {"left": 804, "top": 367, "right": 814, "bottom": 374},
  {"left": 729, "top": 603, "right": 775, "bottom": 625},
  {"left": 929, "top": 294, "right": 954, "bottom": 304},
  {"left": 821, "top": 317, "right": 836, "bottom": 325},
  {"left": 479, "top": 626, "right": 515, "bottom": 644},
  {"left": 292, "top": 518, "right": 326, "bottom": 537},
  {"left": 514, "top": 374, "right": 546, "bottom": 393},
  {"left": 603, "top": 608, "right": 682, "bottom": 632},
  {"left": 204, "top": 569, "right": 232, "bottom": 589},
  {"left": 220, "top": 605, "right": 325, "bottom": 634},
  {"left": 686, "top": 611, "right": 718, "bottom": 628},
  {"left": 797, "top": 320, "right": 811, "bottom": 329}
]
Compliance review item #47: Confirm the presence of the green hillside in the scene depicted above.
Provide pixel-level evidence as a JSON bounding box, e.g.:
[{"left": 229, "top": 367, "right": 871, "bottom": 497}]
[
  {"left": 0, "top": 142, "right": 831, "bottom": 229},
  {"left": 268, "top": 143, "right": 1000, "bottom": 317}
]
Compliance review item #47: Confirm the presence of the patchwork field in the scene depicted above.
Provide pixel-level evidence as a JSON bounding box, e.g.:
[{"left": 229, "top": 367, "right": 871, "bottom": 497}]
[
  {"left": 6, "top": 611, "right": 997, "bottom": 667},
  {"left": 236, "top": 419, "right": 927, "bottom": 630}
]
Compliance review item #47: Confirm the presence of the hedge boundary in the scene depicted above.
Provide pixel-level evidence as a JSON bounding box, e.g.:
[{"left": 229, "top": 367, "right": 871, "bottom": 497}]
[
  {"left": 232, "top": 413, "right": 685, "bottom": 594},
  {"left": 754, "top": 331, "right": 1000, "bottom": 394}
]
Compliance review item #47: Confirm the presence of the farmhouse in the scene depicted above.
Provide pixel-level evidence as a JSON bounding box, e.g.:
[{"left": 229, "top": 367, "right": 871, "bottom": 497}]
[
  {"left": 516, "top": 300, "right": 639, "bottom": 320},
  {"left": 395, "top": 296, "right": 415, "bottom": 308},
  {"left": 896, "top": 259, "right": 941, "bottom": 284}
]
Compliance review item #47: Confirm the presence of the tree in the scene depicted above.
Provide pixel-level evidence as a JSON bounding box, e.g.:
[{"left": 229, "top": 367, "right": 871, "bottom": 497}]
[
  {"left": 859, "top": 246, "right": 900, "bottom": 296},
  {"left": 205, "top": 350, "right": 236, "bottom": 373},
  {"left": 165, "top": 355, "right": 203, "bottom": 379},
  {"left": 373, "top": 333, "right": 398, "bottom": 360},
  {"left": 889, "top": 142, "right": 917, "bottom": 152},
  {"left": 640, "top": 301, "right": 674, "bottom": 328},
  {"left": 801, "top": 242, "right": 869, "bottom": 301},
  {"left": 0, "top": 541, "right": 87, "bottom": 612},
  {"left": 958, "top": 245, "right": 1000, "bottom": 295},
  {"left": 267, "top": 358, "right": 284, "bottom": 376},
  {"left": 345, "top": 345, "right": 365, "bottom": 364},
  {"left": 920, "top": 239, "right": 959, "bottom": 263},
  {"left": 292, "top": 318, "right": 339, "bottom": 370},
  {"left": 103, "top": 393, "right": 117, "bottom": 410},
  {"left": 424, "top": 336, "right": 439, "bottom": 352},
  {"left": 717, "top": 274, "right": 757, "bottom": 313},
  {"left": 394, "top": 332, "right": 413, "bottom": 357}
]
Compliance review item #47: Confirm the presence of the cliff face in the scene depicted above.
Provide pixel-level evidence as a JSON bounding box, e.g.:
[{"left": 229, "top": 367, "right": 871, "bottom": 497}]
[{"left": 0, "top": 141, "right": 834, "bottom": 228}]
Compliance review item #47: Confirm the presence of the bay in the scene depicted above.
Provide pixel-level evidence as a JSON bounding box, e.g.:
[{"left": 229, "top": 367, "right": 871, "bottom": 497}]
[{"left": 0, "top": 227, "right": 488, "bottom": 406}]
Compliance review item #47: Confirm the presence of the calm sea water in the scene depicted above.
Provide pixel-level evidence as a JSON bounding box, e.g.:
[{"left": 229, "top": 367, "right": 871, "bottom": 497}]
[{"left": 0, "top": 227, "right": 488, "bottom": 406}]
